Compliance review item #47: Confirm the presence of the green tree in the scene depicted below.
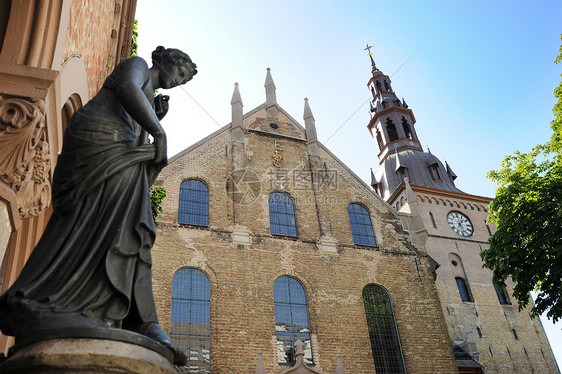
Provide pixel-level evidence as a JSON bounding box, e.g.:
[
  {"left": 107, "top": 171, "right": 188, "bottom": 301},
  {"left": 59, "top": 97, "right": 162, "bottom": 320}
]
[
  {"left": 130, "top": 19, "right": 138, "bottom": 57},
  {"left": 150, "top": 186, "right": 167, "bottom": 224},
  {"left": 481, "top": 35, "right": 562, "bottom": 321}
]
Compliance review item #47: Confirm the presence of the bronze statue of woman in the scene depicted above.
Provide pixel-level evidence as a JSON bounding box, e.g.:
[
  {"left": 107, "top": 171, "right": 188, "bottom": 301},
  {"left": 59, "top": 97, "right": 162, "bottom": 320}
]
[{"left": 0, "top": 46, "right": 196, "bottom": 366}]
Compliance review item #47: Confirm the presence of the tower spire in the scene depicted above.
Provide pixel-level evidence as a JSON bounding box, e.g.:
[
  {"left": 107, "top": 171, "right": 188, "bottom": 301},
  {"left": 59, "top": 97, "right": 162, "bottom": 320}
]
[
  {"left": 364, "top": 39, "right": 377, "bottom": 71},
  {"left": 367, "top": 49, "right": 464, "bottom": 199},
  {"left": 364, "top": 41, "right": 421, "bottom": 160}
]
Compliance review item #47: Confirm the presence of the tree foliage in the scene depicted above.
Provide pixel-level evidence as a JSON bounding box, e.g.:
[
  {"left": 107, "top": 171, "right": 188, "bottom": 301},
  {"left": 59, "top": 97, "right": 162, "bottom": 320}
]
[
  {"left": 130, "top": 19, "right": 138, "bottom": 57},
  {"left": 481, "top": 35, "right": 562, "bottom": 321},
  {"left": 150, "top": 187, "right": 167, "bottom": 224}
]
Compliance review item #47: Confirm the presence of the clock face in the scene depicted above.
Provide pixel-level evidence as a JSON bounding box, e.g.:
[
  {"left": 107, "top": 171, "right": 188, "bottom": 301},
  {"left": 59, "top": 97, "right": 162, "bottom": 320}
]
[{"left": 447, "top": 212, "right": 473, "bottom": 237}]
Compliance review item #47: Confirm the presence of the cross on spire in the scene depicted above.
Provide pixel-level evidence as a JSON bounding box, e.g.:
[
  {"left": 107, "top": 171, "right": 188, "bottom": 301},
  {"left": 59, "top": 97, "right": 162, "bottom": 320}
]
[
  {"left": 364, "top": 39, "right": 377, "bottom": 71},
  {"left": 364, "top": 39, "right": 374, "bottom": 56}
]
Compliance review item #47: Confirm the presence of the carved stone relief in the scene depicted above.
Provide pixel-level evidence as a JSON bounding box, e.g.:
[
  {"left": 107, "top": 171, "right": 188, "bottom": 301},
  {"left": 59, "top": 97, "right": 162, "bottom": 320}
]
[{"left": 0, "top": 96, "right": 51, "bottom": 218}]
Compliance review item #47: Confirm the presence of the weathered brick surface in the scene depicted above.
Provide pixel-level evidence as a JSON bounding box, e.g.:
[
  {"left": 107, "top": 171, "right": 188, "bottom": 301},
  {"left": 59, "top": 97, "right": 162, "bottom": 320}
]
[
  {"left": 62, "top": 0, "right": 121, "bottom": 97},
  {"left": 394, "top": 189, "right": 558, "bottom": 373},
  {"left": 152, "top": 108, "right": 458, "bottom": 373}
]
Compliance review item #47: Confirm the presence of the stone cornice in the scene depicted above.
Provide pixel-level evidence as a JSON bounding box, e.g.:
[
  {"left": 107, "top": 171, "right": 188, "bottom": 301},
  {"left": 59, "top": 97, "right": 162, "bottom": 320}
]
[
  {"left": 0, "top": 63, "right": 58, "bottom": 99},
  {"left": 388, "top": 182, "right": 492, "bottom": 205},
  {"left": 377, "top": 140, "right": 423, "bottom": 162},
  {"left": 368, "top": 106, "right": 416, "bottom": 129}
]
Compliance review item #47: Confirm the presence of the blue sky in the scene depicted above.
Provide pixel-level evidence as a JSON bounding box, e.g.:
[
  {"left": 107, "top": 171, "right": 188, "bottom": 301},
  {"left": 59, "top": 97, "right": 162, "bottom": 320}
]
[{"left": 135, "top": 0, "right": 562, "bottom": 365}]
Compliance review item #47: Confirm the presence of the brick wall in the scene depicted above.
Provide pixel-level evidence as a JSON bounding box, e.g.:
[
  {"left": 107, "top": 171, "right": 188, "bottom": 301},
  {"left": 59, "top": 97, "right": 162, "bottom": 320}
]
[
  {"left": 62, "top": 0, "right": 121, "bottom": 97},
  {"left": 152, "top": 109, "right": 458, "bottom": 373}
]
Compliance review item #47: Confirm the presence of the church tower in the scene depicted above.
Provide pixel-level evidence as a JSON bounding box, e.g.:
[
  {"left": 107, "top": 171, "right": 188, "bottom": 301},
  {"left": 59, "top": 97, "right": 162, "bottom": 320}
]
[
  {"left": 366, "top": 44, "right": 461, "bottom": 201},
  {"left": 366, "top": 44, "right": 559, "bottom": 374}
]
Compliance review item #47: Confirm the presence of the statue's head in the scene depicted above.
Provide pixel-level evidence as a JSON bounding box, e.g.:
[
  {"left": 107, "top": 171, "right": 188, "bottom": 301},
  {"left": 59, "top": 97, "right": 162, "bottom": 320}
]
[{"left": 152, "top": 46, "right": 197, "bottom": 88}]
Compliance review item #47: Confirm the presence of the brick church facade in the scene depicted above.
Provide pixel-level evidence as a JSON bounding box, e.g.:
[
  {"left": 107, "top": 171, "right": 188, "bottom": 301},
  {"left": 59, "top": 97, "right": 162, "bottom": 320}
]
[{"left": 152, "top": 69, "right": 459, "bottom": 373}]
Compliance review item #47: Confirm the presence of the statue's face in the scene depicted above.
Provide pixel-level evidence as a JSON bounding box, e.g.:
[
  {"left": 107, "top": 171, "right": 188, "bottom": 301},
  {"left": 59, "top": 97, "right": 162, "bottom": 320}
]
[{"left": 160, "top": 61, "right": 197, "bottom": 89}]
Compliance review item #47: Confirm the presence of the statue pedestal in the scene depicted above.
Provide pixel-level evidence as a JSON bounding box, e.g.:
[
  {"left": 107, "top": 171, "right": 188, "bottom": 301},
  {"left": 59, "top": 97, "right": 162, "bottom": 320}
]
[{"left": 0, "top": 338, "right": 176, "bottom": 373}]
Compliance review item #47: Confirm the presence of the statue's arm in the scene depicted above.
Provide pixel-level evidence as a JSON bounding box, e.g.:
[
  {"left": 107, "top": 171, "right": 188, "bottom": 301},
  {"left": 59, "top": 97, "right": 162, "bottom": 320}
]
[{"left": 115, "top": 58, "right": 166, "bottom": 164}]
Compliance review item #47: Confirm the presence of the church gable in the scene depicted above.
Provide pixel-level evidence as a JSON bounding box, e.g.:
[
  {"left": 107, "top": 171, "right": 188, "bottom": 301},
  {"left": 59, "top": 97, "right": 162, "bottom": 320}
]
[
  {"left": 243, "top": 106, "right": 306, "bottom": 139},
  {"left": 159, "top": 68, "right": 419, "bottom": 255}
]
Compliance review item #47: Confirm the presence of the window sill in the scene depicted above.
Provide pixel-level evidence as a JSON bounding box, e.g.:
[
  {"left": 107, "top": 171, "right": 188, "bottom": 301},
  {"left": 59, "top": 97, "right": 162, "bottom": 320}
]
[{"left": 271, "top": 233, "right": 299, "bottom": 240}]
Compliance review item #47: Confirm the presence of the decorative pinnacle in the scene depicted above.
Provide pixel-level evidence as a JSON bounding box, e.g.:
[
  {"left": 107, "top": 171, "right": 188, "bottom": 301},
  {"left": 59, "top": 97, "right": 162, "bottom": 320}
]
[
  {"left": 231, "top": 81, "right": 242, "bottom": 105},
  {"left": 303, "top": 97, "right": 314, "bottom": 121}
]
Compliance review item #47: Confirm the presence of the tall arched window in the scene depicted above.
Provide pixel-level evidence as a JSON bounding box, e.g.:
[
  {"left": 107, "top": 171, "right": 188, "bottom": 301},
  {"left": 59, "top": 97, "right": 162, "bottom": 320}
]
[
  {"left": 362, "top": 284, "right": 406, "bottom": 374},
  {"left": 178, "top": 180, "right": 209, "bottom": 226},
  {"left": 348, "top": 204, "right": 377, "bottom": 247},
  {"left": 170, "top": 268, "right": 211, "bottom": 373},
  {"left": 273, "top": 276, "right": 313, "bottom": 365},
  {"left": 386, "top": 118, "right": 398, "bottom": 141},
  {"left": 376, "top": 130, "right": 384, "bottom": 151},
  {"left": 269, "top": 192, "right": 297, "bottom": 237},
  {"left": 401, "top": 116, "right": 412, "bottom": 139},
  {"left": 493, "top": 282, "right": 510, "bottom": 305},
  {"left": 455, "top": 277, "right": 472, "bottom": 302}
]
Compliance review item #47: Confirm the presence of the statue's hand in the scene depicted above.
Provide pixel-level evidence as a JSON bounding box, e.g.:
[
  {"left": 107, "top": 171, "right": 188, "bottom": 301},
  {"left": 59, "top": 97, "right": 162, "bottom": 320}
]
[
  {"left": 154, "top": 94, "right": 170, "bottom": 120},
  {"left": 153, "top": 133, "right": 167, "bottom": 165}
]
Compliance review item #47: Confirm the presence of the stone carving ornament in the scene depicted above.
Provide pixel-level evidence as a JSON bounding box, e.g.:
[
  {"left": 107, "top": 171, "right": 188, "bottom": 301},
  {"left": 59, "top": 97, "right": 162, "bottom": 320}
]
[{"left": 0, "top": 96, "right": 51, "bottom": 218}]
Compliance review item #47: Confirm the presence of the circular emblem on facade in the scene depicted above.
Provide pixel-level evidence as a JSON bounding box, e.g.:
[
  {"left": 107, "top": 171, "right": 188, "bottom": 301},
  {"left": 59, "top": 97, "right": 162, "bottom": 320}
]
[
  {"left": 447, "top": 211, "right": 473, "bottom": 237},
  {"left": 225, "top": 169, "right": 262, "bottom": 205}
]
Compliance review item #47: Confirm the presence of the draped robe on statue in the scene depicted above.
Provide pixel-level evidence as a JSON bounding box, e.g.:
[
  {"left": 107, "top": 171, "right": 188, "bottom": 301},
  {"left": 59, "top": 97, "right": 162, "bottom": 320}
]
[{"left": 0, "top": 59, "right": 162, "bottom": 339}]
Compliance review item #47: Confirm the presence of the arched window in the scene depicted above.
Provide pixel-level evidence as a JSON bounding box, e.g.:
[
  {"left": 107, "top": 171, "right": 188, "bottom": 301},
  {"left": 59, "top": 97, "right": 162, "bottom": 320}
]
[
  {"left": 429, "top": 164, "right": 441, "bottom": 180},
  {"left": 401, "top": 116, "right": 412, "bottom": 139},
  {"left": 376, "top": 130, "right": 384, "bottom": 151},
  {"left": 455, "top": 277, "right": 472, "bottom": 302},
  {"left": 386, "top": 118, "right": 398, "bottom": 141},
  {"left": 493, "top": 282, "right": 510, "bottom": 305},
  {"left": 375, "top": 80, "right": 382, "bottom": 93},
  {"left": 384, "top": 80, "right": 390, "bottom": 91},
  {"left": 170, "top": 268, "right": 211, "bottom": 373},
  {"left": 269, "top": 192, "right": 297, "bottom": 237},
  {"left": 273, "top": 276, "right": 313, "bottom": 365},
  {"left": 512, "top": 329, "right": 519, "bottom": 340},
  {"left": 178, "top": 180, "right": 209, "bottom": 226},
  {"left": 362, "top": 284, "right": 406, "bottom": 374},
  {"left": 348, "top": 204, "right": 377, "bottom": 247}
]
